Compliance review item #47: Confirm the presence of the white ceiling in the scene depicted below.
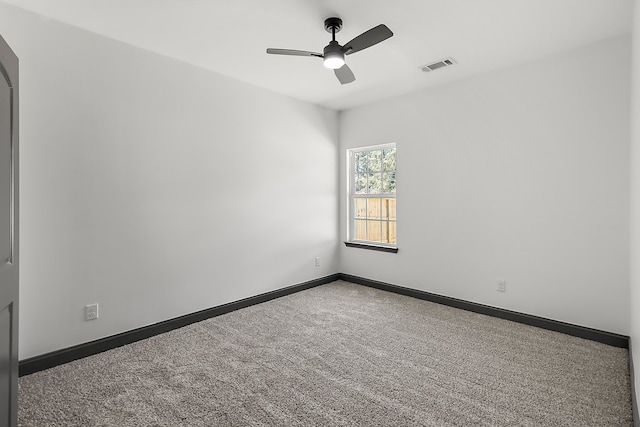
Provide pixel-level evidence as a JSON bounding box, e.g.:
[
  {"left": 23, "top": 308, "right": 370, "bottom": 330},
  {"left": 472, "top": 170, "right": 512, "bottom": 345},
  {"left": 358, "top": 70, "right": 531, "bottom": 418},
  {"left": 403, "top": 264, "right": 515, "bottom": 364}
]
[{"left": 0, "top": 0, "right": 634, "bottom": 110}]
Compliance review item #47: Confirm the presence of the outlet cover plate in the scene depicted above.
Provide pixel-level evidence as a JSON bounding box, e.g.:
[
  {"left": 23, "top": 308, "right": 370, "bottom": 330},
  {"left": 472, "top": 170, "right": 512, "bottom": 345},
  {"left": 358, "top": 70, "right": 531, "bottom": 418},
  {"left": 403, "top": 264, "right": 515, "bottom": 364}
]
[
  {"left": 497, "top": 280, "right": 506, "bottom": 292},
  {"left": 85, "top": 303, "right": 99, "bottom": 321}
]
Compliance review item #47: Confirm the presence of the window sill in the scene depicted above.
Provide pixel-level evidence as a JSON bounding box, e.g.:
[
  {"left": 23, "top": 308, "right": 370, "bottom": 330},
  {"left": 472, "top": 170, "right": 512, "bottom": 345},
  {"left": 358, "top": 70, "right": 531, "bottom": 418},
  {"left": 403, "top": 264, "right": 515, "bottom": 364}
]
[{"left": 344, "top": 242, "right": 398, "bottom": 253}]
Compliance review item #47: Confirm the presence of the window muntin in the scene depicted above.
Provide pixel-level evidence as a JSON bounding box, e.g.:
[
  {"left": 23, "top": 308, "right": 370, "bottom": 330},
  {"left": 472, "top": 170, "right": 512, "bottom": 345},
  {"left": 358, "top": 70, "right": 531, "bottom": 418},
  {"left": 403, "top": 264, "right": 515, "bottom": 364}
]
[{"left": 349, "top": 144, "right": 396, "bottom": 246}]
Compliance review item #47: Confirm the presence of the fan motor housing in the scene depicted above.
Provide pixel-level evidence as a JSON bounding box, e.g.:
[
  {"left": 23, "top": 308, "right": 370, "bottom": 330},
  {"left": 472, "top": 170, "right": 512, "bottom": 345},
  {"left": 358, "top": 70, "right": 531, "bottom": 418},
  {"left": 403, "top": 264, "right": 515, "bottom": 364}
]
[{"left": 324, "top": 40, "right": 342, "bottom": 55}]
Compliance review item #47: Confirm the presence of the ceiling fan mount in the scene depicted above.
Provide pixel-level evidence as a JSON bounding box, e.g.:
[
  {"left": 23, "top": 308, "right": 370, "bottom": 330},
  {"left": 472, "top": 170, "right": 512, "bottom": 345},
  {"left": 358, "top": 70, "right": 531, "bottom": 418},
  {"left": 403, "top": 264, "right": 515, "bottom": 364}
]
[
  {"left": 266, "top": 17, "right": 393, "bottom": 85},
  {"left": 324, "top": 17, "right": 343, "bottom": 34}
]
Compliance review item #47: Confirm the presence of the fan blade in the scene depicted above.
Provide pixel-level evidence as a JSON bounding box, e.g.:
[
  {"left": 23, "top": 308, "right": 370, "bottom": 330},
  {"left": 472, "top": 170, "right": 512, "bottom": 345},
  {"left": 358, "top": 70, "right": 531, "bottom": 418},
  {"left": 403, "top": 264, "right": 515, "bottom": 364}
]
[
  {"left": 266, "top": 48, "right": 322, "bottom": 57},
  {"left": 334, "top": 64, "right": 355, "bottom": 85},
  {"left": 342, "top": 24, "right": 393, "bottom": 55}
]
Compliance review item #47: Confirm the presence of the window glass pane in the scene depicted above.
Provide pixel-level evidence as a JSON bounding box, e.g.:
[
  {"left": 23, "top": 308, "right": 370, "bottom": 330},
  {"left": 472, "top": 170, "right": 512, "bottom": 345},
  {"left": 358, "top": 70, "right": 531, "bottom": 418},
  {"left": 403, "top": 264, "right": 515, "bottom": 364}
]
[
  {"left": 367, "top": 220, "right": 381, "bottom": 242},
  {"left": 383, "top": 148, "right": 396, "bottom": 171},
  {"left": 368, "top": 150, "right": 382, "bottom": 172},
  {"left": 367, "top": 173, "right": 382, "bottom": 194},
  {"left": 355, "top": 151, "right": 368, "bottom": 174},
  {"left": 355, "top": 174, "right": 367, "bottom": 194},
  {"left": 367, "top": 198, "right": 381, "bottom": 219},
  {"left": 388, "top": 199, "right": 396, "bottom": 220},
  {"left": 383, "top": 172, "right": 396, "bottom": 194},
  {"left": 388, "top": 221, "right": 397, "bottom": 244},
  {"left": 355, "top": 198, "right": 367, "bottom": 219},
  {"left": 355, "top": 220, "right": 367, "bottom": 241}
]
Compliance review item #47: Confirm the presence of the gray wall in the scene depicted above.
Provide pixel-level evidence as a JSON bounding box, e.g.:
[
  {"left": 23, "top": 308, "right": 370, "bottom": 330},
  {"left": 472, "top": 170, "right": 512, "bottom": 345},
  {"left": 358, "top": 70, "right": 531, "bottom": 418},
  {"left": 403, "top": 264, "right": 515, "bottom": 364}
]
[
  {"left": 0, "top": 4, "right": 340, "bottom": 360},
  {"left": 340, "top": 36, "right": 631, "bottom": 335}
]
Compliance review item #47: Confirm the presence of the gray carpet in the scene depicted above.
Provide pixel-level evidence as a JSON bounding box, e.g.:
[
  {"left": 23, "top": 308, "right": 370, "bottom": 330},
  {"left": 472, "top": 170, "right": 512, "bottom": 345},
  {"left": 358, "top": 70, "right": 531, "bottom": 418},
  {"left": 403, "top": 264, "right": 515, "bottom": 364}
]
[{"left": 19, "top": 281, "right": 632, "bottom": 426}]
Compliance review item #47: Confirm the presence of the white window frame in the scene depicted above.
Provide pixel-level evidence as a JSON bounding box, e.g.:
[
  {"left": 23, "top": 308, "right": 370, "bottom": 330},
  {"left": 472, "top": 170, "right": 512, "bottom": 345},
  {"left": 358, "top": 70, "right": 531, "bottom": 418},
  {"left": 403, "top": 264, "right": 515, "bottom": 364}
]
[{"left": 346, "top": 143, "right": 397, "bottom": 250}]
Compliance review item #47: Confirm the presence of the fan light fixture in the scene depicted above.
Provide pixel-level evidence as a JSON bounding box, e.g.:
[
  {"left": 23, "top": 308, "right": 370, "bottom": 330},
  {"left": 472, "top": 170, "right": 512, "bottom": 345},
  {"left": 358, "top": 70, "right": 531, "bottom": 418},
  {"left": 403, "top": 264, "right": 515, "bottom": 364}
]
[
  {"left": 323, "top": 40, "right": 345, "bottom": 69},
  {"left": 323, "top": 51, "right": 345, "bottom": 69}
]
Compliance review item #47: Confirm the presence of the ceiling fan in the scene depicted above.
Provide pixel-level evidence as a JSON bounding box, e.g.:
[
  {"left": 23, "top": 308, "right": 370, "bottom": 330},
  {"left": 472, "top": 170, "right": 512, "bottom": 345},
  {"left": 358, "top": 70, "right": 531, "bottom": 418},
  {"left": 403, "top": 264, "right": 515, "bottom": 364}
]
[{"left": 266, "top": 17, "right": 393, "bottom": 85}]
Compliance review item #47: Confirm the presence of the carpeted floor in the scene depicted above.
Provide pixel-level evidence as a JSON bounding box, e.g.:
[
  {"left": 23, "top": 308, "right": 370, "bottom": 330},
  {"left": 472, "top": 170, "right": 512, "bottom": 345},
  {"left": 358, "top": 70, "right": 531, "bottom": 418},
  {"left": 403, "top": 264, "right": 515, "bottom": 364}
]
[{"left": 18, "top": 281, "right": 632, "bottom": 426}]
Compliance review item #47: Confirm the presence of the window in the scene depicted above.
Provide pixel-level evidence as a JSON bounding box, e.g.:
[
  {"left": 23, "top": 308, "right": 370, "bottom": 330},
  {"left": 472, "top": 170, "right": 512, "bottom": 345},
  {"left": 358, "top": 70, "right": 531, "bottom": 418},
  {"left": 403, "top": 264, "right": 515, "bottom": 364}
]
[{"left": 347, "top": 144, "right": 396, "bottom": 251}]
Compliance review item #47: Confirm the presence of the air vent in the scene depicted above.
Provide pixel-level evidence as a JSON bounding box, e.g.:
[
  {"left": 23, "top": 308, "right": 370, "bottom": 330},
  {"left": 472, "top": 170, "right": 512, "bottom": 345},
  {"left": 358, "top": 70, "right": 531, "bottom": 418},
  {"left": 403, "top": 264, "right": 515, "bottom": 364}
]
[{"left": 419, "top": 57, "right": 456, "bottom": 73}]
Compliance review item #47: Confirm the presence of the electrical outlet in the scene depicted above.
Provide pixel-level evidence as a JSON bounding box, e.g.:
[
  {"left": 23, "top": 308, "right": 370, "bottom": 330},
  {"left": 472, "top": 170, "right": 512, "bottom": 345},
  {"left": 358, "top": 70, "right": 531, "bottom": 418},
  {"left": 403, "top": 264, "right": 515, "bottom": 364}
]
[
  {"left": 315, "top": 257, "right": 320, "bottom": 267},
  {"left": 85, "top": 303, "right": 99, "bottom": 321},
  {"left": 497, "top": 280, "right": 506, "bottom": 292}
]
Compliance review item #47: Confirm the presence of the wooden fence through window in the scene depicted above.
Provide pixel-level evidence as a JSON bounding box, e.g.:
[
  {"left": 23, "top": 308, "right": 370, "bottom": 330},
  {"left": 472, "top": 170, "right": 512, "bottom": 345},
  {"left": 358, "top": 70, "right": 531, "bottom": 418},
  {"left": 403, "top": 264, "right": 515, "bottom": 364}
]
[{"left": 354, "top": 198, "right": 396, "bottom": 244}]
